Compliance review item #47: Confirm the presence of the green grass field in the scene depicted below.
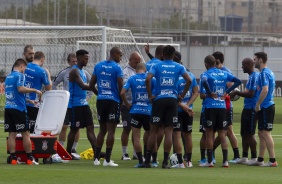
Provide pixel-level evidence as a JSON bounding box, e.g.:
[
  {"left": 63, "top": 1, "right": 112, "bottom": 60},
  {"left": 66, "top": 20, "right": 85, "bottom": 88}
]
[{"left": 0, "top": 97, "right": 281, "bottom": 184}]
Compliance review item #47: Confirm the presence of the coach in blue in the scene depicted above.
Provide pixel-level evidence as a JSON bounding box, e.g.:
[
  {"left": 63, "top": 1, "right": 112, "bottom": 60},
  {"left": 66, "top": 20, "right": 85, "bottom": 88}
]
[
  {"left": 5, "top": 59, "right": 42, "bottom": 165},
  {"left": 200, "top": 55, "right": 241, "bottom": 168},
  {"left": 252, "top": 52, "right": 277, "bottom": 167},
  {"left": 24, "top": 51, "right": 51, "bottom": 133},
  {"left": 66, "top": 49, "right": 98, "bottom": 160},
  {"left": 144, "top": 45, "right": 191, "bottom": 169},
  {"left": 90, "top": 47, "right": 123, "bottom": 167}
]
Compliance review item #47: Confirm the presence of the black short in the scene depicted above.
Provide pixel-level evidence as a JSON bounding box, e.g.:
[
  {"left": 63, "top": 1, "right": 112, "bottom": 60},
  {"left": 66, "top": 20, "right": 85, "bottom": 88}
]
[
  {"left": 96, "top": 99, "right": 120, "bottom": 124},
  {"left": 174, "top": 111, "right": 193, "bottom": 132},
  {"left": 130, "top": 114, "right": 150, "bottom": 131},
  {"left": 226, "top": 107, "right": 233, "bottom": 126},
  {"left": 151, "top": 98, "right": 178, "bottom": 127},
  {"left": 70, "top": 105, "right": 93, "bottom": 130},
  {"left": 121, "top": 105, "right": 131, "bottom": 129},
  {"left": 63, "top": 108, "right": 72, "bottom": 126},
  {"left": 199, "top": 112, "right": 206, "bottom": 132},
  {"left": 241, "top": 108, "right": 257, "bottom": 135},
  {"left": 204, "top": 108, "right": 227, "bottom": 131},
  {"left": 4, "top": 109, "right": 29, "bottom": 132},
  {"left": 257, "top": 105, "right": 275, "bottom": 131},
  {"left": 27, "top": 106, "right": 39, "bottom": 133}
]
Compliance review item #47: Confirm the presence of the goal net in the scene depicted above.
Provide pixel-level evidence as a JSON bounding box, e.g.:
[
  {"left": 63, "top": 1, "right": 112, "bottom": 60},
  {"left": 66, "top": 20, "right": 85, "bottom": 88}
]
[{"left": 0, "top": 26, "right": 142, "bottom": 121}]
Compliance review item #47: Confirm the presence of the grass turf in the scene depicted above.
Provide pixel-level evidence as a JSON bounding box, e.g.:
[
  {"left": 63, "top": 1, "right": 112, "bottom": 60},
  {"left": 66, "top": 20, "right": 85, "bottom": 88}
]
[{"left": 0, "top": 97, "right": 281, "bottom": 184}]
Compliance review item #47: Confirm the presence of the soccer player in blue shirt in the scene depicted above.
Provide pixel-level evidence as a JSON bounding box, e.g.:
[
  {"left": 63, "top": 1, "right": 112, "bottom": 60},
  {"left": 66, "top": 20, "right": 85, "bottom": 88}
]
[
  {"left": 212, "top": 51, "right": 241, "bottom": 163},
  {"left": 252, "top": 52, "right": 277, "bottom": 167},
  {"left": 24, "top": 51, "right": 52, "bottom": 133},
  {"left": 90, "top": 47, "right": 123, "bottom": 167},
  {"left": 66, "top": 49, "right": 98, "bottom": 161},
  {"left": 200, "top": 55, "right": 241, "bottom": 167},
  {"left": 174, "top": 69, "right": 198, "bottom": 168},
  {"left": 145, "top": 45, "right": 163, "bottom": 72},
  {"left": 229, "top": 58, "right": 259, "bottom": 165},
  {"left": 144, "top": 45, "right": 192, "bottom": 169},
  {"left": 121, "top": 62, "right": 155, "bottom": 168},
  {"left": 5, "top": 58, "right": 42, "bottom": 165}
]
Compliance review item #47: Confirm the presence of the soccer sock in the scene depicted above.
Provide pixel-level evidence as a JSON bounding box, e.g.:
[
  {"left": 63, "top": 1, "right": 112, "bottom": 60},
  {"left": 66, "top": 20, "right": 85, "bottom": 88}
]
[
  {"left": 187, "top": 153, "right": 192, "bottom": 162},
  {"left": 72, "top": 142, "right": 78, "bottom": 150},
  {"left": 143, "top": 145, "right": 147, "bottom": 159},
  {"left": 258, "top": 157, "right": 264, "bottom": 162},
  {"left": 10, "top": 152, "right": 16, "bottom": 159},
  {"left": 233, "top": 148, "right": 240, "bottom": 159},
  {"left": 176, "top": 153, "right": 183, "bottom": 164},
  {"left": 200, "top": 149, "right": 206, "bottom": 160},
  {"left": 105, "top": 148, "right": 112, "bottom": 162},
  {"left": 136, "top": 152, "right": 143, "bottom": 164},
  {"left": 145, "top": 150, "right": 153, "bottom": 164},
  {"left": 95, "top": 147, "right": 101, "bottom": 160},
  {"left": 163, "top": 152, "right": 169, "bottom": 165},
  {"left": 242, "top": 151, "right": 248, "bottom": 158},
  {"left": 222, "top": 149, "right": 228, "bottom": 163},
  {"left": 59, "top": 141, "right": 64, "bottom": 146},
  {"left": 26, "top": 152, "right": 33, "bottom": 160},
  {"left": 207, "top": 149, "right": 213, "bottom": 163},
  {"left": 152, "top": 152, "right": 157, "bottom": 163},
  {"left": 122, "top": 146, "right": 128, "bottom": 155},
  {"left": 251, "top": 151, "right": 257, "bottom": 159},
  {"left": 269, "top": 158, "right": 276, "bottom": 163}
]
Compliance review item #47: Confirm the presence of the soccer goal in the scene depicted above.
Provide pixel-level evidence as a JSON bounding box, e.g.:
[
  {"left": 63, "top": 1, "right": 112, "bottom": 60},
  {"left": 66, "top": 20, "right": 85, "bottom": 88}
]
[{"left": 0, "top": 26, "right": 142, "bottom": 77}]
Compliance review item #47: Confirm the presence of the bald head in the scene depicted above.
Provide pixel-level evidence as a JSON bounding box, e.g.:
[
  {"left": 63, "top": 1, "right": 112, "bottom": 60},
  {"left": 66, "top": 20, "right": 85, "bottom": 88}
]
[
  {"left": 129, "top": 51, "right": 141, "bottom": 69},
  {"left": 242, "top": 57, "right": 254, "bottom": 74},
  {"left": 110, "top": 47, "right": 123, "bottom": 63}
]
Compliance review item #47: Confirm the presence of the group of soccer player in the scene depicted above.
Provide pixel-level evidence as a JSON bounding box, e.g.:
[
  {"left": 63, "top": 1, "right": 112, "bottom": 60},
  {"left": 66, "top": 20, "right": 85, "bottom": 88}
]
[{"left": 4, "top": 43, "right": 277, "bottom": 168}]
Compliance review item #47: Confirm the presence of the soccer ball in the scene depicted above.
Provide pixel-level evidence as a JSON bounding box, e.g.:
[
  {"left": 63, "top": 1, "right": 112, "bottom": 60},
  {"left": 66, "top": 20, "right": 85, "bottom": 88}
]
[
  {"left": 230, "top": 88, "right": 240, "bottom": 101},
  {"left": 169, "top": 153, "right": 179, "bottom": 166}
]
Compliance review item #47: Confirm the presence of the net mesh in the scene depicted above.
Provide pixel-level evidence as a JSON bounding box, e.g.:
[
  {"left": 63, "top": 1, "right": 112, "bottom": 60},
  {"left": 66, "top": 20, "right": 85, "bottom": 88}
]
[{"left": 0, "top": 26, "right": 141, "bottom": 121}]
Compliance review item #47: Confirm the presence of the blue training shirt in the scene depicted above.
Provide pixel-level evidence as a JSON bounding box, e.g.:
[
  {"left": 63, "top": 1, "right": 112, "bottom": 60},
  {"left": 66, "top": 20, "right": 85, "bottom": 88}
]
[
  {"left": 24, "top": 63, "right": 50, "bottom": 107},
  {"left": 177, "top": 71, "right": 198, "bottom": 112},
  {"left": 257, "top": 68, "right": 275, "bottom": 108},
  {"left": 149, "top": 60, "right": 186, "bottom": 100},
  {"left": 5, "top": 71, "right": 27, "bottom": 111},
  {"left": 68, "top": 65, "right": 88, "bottom": 108},
  {"left": 123, "top": 73, "right": 155, "bottom": 115},
  {"left": 93, "top": 60, "right": 123, "bottom": 103},
  {"left": 244, "top": 71, "right": 259, "bottom": 109},
  {"left": 200, "top": 67, "right": 235, "bottom": 109},
  {"left": 146, "top": 58, "right": 162, "bottom": 72}
]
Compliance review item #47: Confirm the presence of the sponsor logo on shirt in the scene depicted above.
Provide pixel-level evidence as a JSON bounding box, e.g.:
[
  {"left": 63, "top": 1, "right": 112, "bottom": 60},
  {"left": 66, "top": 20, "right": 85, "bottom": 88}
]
[
  {"left": 160, "top": 77, "right": 174, "bottom": 86},
  {"left": 160, "top": 90, "right": 173, "bottom": 95},
  {"left": 162, "top": 70, "right": 175, "bottom": 74},
  {"left": 99, "top": 80, "right": 111, "bottom": 89},
  {"left": 135, "top": 92, "right": 148, "bottom": 101},
  {"left": 101, "top": 71, "right": 112, "bottom": 76}
]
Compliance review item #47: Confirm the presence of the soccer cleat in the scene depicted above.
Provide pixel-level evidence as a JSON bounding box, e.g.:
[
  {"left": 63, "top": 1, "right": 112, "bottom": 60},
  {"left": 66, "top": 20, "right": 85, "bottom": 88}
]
[
  {"left": 260, "top": 161, "right": 278, "bottom": 167},
  {"left": 171, "top": 163, "right": 185, "bottom": 168},
  {"left": 138, "top": 162, "right": 151, "bottom": 168},
  {"left": 186, "top": 161, "right": 193, "bottom": 168},
  {"left": 212, "top": 157, "right": 216, "bottom": 164},
  {"left": 132, "top": 155, "right": 138, "bottom": 160},
  {"left": 26, "top": 158, "right": 39, "bottom": 165},
  {"left": 71, "top": 149, "right": 81, "bottom": 160},
  {"left": 121, "top": 153, "right": 131, "bottom": 161},
  {"left": 199, "top": 158, "right": 207, "bottom": 164},
  {"left": 247, "top": 160, "right": 264, "bottom": 166},
  {"left": 162, "top": 163, "right": 171, "bottom": 169},
  {"left": 229, "top": 158, "right": 240, "bottom": 164},
  {"left": 199, "top": 162, "right": 214, "bottom": 167},
  {"left": 10, "top": 159, "right": 18, "bottom": 165},
  {"left": 103, "top": 160, "right": 118, "bottom": 167},
  {"left": 93, "top": 158, "right": 101, "bottom": 166},
  {"left": 151, "top": 162, "right": 158, "bottom": 168},
  {"left": 236, "top": 157, "right": 248, "bottom": 164},
  {"left": 222, "top": 161, "right": 229, "bottom": 168}
]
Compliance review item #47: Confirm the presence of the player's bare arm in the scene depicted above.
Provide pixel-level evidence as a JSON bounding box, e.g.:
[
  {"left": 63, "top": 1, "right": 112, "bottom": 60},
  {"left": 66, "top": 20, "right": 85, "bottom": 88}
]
[
  {"left": 89, "top": 74, "right": 98, "bottom": 95},
  {"left": 70, "top": 68, "right": 91, "bottom": 90}
]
